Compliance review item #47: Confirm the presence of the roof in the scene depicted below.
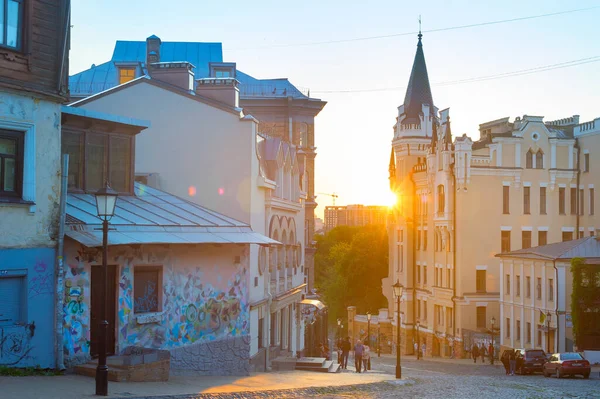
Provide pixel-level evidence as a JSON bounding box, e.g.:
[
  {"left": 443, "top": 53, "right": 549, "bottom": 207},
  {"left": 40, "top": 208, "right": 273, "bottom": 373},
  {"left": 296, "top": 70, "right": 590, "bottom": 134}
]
[
  {"left": 496, "top": 236, "right": 600, "bottom": 261},
  {"left": 66, "top": 182, "right": 279, "bottom": 247},
  {"left": 61, "top": 105, "right": 151, "bottom": 129},
  {"left": 401, "top": 33, "right": 434, "bottom": 125},
  {"left": 69, "top": 39, "right": 315, "bottom": 100}
]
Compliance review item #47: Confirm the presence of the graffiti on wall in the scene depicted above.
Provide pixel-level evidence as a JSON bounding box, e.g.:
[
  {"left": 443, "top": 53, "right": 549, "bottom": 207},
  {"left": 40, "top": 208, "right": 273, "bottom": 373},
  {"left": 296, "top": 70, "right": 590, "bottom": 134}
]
[
  {"left": 28, "top": 260, "right": 53, "bottom": 298},
  {"left": 0, "top": 322, "right": 36, "bottom": 366},
  {"left": 63, "top": 259, "right": 90, "bottom": 357}
]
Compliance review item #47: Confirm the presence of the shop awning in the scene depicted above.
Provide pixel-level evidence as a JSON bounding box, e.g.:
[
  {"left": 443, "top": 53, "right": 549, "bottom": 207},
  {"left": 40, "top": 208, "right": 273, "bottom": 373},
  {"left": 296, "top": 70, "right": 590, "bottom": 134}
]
[{"left": 299, "top": 298, "right": 326, "bottom": 310}]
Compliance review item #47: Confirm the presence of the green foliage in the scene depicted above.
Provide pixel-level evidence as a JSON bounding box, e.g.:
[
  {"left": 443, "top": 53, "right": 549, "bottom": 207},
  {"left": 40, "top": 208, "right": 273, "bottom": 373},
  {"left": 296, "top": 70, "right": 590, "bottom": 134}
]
[
  {"left": 570, "top": 257, "right": 600, "bottom": 345},
  {"left": 0, "top": 365, "right": 62, "bottom": 376},
  {"left": 315, "top": 225, "right": 389, "bottom": 321}
]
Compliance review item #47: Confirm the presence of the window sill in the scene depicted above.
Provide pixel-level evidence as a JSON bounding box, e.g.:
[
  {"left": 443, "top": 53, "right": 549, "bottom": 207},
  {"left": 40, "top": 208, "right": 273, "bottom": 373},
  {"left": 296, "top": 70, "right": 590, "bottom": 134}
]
[
  {"left": 0, "top": 197, "right": 36, "bottom": 213},
  {"left": 135, "top": 312, "right": 163, "bottom": 325}
]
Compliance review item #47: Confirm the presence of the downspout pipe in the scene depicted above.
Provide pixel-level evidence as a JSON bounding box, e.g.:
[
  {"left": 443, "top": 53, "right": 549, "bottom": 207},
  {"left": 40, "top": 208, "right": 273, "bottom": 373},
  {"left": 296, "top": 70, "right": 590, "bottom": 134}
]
[
  {"left": 575, "top": 139, "right": 580, "bottom": 236},
  {"left": 553, "top": 260, "right": 559, "bottom": 353},
  {"left": 452, "top": 169, "right": 457, "bottom": 355},
  {"left": 55, "top": 154, "right": 68, "bottom": 371}
]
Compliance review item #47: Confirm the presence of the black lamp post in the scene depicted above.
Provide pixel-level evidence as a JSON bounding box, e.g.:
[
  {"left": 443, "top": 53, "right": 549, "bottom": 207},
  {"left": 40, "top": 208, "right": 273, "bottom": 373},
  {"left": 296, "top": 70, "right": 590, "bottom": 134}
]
[
  {"left": 94, "top": 183, "right": 118, "bottom": 396},
  {"left": 490, "top": 316, "right": 496, "bottom": 365},
  {"left": 366, "top": 312, "right": 371, "bottom": 347},
  {"left": 416, "top": 320, "right": 420, "bottom": 360},
  {"left": 546, "top": 311, "right": 552, "bottom": 354},
  {"left": 393, "top": 280, "right": 403, "bottom": 379}
]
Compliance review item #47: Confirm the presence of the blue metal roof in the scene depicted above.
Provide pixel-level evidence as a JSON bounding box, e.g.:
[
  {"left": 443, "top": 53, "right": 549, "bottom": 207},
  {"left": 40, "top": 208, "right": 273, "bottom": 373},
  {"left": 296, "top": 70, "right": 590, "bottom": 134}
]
[{"left": 69, "top": 39, "right": 310, "bottom": 100}]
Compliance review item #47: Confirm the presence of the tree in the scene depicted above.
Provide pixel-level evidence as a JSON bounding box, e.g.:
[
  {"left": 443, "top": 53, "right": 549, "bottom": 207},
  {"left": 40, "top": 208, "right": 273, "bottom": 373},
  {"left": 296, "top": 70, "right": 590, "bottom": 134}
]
[
  {"left": 570, "top": 257, "right": 600, "bottom": 350},
  {"left": 315, "top": 225, "right": 389, "bottom": 322}
]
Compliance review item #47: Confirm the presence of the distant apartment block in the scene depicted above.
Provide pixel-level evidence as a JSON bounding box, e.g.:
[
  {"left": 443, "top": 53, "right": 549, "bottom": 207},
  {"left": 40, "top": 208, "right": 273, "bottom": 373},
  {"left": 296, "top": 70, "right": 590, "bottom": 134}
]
[{"left": 324, "top": 205, "right": 388, "bottom": 232}]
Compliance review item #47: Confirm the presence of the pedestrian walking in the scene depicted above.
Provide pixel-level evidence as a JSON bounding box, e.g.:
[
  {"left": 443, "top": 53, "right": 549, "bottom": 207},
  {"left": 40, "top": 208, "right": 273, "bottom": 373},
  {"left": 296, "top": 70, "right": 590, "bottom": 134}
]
[
  {"left": 509, "top": 349, "right": 517, "bottom": 376},
  {"left": 501, "top": 350, "right": 510, "bottom": 375},
  {"left": 421, "top": 342, "right": 426, "bottom": 359},
  {"left": 354, "top": 340, "right": 364, "bottom": 373},
  {"left": 488, "top": 343, "right": 494, "bottom": 364},
  {"left": 414, "top": 341, "right": 418, "bottom": 357},
  {"left": 341, "top": 336, "right": 351, "bottom": 369},
  {"left": 362, "top": 344, "right": 371, "bottom": 371},
  {"left": 480, "top": 344, "right": 486, "bottom": 363},
  {"left": 472, "top": 344, "right": 479, "bottom": 363}
]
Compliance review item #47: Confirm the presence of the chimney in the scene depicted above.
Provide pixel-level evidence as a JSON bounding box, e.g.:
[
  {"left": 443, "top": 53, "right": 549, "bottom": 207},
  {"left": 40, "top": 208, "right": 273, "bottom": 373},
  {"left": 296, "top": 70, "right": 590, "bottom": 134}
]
[
  {"left": 195, "top": 77, "right": 240, "bottom": 108},
  {"left": 146, "top": 35, "right": 161, "bottom": 65},
  {"left": 149, "top": 61, "right": 195, "bottom": 92}
]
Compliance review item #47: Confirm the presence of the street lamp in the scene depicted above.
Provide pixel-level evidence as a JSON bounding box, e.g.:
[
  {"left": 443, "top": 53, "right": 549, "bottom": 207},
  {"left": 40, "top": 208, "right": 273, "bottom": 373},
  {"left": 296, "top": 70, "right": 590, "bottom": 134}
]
[
  {"left": 490, "top": 316, "right": 496, "bottom": 365},
  {"left": 337, "top": 318, "right": 342, "bottom": 340},
  {"left": 94, "top": 183, "right": 118, "bottom": 396},
  {"left": 393, "top": 280, "right": 403, "bottom": 379},
  {"left": 366, "top": 312, "right": 371, "bottom": 348},
  {"left": 546, "top": 311, "right": 552, "bottom": 354},
  {"left": 416, "top": 320, "right": 420, "bottom": 360}
]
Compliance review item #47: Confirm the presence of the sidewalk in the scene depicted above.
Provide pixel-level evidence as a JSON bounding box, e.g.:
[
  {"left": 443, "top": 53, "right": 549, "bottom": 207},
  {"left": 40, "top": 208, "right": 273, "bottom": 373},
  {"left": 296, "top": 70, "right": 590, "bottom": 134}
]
[
  {"left": 0, "top": 369, "right": 395, "bottom": 399},
  {"left": 373, "top": 353, "right": 504, "bottom": 367}
]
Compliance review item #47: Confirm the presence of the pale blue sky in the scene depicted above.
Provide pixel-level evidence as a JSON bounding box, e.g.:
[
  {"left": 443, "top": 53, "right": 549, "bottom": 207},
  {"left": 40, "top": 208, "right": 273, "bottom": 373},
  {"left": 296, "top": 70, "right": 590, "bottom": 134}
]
[{"left": 71, "top": 1, "right": 600, "bottom": 218}]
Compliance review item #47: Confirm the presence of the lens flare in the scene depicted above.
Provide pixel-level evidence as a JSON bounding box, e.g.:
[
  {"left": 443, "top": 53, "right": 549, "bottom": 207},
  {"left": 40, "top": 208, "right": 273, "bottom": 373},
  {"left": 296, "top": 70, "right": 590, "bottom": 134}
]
[
  {"left": 218, "top": 188, "right": 225, "bottom": 195},
  {"left": 385, "top": 191, "right": 398, "bottom": 208},
  {"left": 188, "top": 186, "right": 197, "bottom": 196}
]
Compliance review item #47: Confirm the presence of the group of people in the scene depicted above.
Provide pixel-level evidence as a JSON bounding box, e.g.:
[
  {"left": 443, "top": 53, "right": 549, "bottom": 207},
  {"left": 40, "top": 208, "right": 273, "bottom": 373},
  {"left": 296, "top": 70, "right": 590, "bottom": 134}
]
[
  {"left": 413, "top": 342, "right": 427, "bottom": 358},
  {"left": 337, "top": 336, "right": 371, "bottom": 373},
  {"left": 501, "top": 349, "right": 518, "bottom": 376},
  {"left": 471, "top": 342, "right": 495, "bottom": 364}
]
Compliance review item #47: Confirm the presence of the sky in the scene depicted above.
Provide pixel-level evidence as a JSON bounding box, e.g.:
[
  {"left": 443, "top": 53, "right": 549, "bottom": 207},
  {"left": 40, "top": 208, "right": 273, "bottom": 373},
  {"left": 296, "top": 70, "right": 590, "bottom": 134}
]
[{"left": 70, "top": 0, "right": 600, "bottom": 219}]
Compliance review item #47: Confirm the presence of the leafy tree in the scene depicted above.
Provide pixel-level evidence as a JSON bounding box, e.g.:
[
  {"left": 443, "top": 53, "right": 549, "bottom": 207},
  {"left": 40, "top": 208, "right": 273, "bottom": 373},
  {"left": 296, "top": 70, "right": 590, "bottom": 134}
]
[
  {"left": 570, "top": 257, "right": 600, "bottom": 349},
  {"left": 315, "top": 225, "right": 389, "bottom": 322}
]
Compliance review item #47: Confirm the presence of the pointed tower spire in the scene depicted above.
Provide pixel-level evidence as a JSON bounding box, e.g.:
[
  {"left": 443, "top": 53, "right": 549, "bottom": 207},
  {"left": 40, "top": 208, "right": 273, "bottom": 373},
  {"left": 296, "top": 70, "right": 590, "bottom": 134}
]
[
  {"left": 401, "top": 28, "right": 434, "bottom": 125},
  {"left": 444, "top": 117, "right": 453, "bottom": 144},
  {"left": 430, "top": 121, "right": 438, "bottom": 153}
]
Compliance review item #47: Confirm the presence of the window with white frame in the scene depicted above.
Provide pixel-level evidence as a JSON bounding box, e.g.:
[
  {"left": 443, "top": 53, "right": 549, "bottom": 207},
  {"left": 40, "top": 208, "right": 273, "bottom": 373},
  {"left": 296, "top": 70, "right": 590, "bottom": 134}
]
[{"left": 0, "top": 0, "right": 23, "bottom": 49}]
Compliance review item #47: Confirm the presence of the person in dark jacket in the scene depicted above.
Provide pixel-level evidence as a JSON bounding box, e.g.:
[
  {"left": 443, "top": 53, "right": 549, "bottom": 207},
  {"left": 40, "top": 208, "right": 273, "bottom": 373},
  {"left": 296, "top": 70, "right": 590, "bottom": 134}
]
[
  {"left": 340, "top": 337, "right": 351, "bottom": 369},
  {"left": 472, "top": 345, "right": 479, "bottom": 363},
  {"left": 509, "top": 349, "right": 517, "bottom": 376},
  {"left": 501, "top": 350, "right": 510, "bottom": 375}
]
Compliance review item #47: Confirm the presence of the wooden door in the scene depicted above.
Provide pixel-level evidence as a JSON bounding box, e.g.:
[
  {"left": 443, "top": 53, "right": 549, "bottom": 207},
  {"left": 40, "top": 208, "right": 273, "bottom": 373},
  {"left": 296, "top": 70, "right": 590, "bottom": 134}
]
[{"left": 90, "top": 265, "right": 117, "bottom": 356}]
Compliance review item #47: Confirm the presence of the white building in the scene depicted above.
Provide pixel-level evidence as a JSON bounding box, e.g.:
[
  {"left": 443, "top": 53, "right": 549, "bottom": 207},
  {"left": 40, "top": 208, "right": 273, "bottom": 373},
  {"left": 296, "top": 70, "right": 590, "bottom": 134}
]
[{"left": 70, "top": 58, "right": 308, "bottom": 370}]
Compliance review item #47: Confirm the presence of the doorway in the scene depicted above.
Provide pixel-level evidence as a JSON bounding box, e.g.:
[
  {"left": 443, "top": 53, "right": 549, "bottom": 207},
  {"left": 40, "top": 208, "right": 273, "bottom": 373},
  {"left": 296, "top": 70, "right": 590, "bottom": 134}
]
[{"left": 90, "top": 264, "right": 117, "bottom": 357}]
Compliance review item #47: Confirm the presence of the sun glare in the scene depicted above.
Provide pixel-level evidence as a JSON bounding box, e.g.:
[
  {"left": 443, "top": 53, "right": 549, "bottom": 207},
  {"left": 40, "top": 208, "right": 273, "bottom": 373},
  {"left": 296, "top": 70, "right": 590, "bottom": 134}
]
[{"left": 384, "top": 191, "right": 397, "bottom": 208}]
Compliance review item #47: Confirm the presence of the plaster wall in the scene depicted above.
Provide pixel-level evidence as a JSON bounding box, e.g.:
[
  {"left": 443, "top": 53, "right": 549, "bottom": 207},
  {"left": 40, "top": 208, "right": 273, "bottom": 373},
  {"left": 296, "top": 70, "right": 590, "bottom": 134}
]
[
  {"left": 62, "top": 239, "right": 251, "bottom": 375},
  {"left": 0, "top": 90, "right": 61, "bottom": 247}
]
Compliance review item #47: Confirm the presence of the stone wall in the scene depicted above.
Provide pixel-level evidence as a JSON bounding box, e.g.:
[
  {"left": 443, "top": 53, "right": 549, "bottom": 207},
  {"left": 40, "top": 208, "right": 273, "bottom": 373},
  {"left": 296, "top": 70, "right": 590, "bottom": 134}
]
[{"left": 170, "top": 336, "right": 250, "bottom": 376}]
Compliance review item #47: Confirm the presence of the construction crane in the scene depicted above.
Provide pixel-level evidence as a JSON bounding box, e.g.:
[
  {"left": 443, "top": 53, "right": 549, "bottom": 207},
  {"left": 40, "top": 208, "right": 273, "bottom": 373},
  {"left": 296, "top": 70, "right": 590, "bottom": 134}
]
[{"left": 318, "top": 192, "right": 339, "bottom": 206}]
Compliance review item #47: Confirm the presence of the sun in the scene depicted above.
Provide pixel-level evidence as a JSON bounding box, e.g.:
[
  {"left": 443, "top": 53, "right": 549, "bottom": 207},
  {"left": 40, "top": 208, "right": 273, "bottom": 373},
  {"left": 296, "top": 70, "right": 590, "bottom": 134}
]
[{"left": 384, "top": 191, "right": 398, "bottom": 208}]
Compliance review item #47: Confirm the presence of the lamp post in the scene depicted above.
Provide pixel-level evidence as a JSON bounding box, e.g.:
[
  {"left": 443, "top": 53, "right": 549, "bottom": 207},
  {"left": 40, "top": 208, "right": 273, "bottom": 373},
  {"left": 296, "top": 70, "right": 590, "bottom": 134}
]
[
  {"left": 416, "top": 320, "right": 420, "bottom": 360},
  {"left": 366, "top": 312, "right": 371, "bottom": 347},
  {"left": 393, "top": 280, "right": 403, "bottom": 379},
  {"left": 337, "top": 318, "right": 342, "bottom": 364},
  {"left": 337, "top": 318, "right": 342, "bottom": 341},
  {"left": 490, "top": 316, "right": 496, "bottom": 365},
  {"left": 546, "top": 311, "right": 552, "bottom": 354},
  {"left": 94, "top": 183, "right": 118, "bottom": 396}
]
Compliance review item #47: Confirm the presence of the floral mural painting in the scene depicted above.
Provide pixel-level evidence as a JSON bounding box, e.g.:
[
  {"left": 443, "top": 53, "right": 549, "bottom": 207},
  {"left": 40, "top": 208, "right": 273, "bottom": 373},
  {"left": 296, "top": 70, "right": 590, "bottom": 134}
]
[{"left": 63, "top": 260, "right": 91, "bottom": 357}]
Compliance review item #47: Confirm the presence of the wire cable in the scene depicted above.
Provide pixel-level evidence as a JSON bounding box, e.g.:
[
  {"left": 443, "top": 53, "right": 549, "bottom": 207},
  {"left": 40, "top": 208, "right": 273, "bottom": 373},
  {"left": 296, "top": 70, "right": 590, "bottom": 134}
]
[
  {"left": 312, "top": 56, "right": 600, "bottom": 93},
  {"left": 229, "top": 6, "right": 600, "bottom": 50}
]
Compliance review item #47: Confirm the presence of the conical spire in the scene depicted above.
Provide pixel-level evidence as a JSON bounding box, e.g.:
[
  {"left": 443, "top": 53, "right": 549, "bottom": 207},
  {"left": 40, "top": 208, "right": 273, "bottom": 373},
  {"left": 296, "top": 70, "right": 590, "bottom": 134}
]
[
  {"left": 401, "top": 32, "right": 434, "bottom": 125},
  {"left": 388, "top": 148, "right": 396, "bottom": 189},
  {"left": 430, "top": 122, "right": 438, "bottom": 153},
  {"left": 444, "top": 117, "right": 452, "bottom": 144}
]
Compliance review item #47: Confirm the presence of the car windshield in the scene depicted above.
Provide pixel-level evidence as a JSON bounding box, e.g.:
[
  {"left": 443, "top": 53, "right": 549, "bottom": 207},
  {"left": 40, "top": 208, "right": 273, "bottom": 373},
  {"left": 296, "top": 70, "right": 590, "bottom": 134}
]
[
  {"left": 561, "top": 353, "right": 583, "bottom": 360},
  {"left": 526, "top": 350, "right": 545, "bottom": 358}
]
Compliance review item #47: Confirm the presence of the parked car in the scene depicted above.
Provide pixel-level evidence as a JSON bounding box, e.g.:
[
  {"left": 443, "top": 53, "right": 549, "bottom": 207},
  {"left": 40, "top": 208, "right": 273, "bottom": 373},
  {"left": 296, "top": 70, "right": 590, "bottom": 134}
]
[
  {"left": 543, "top": 352, "right": 591, "bottom": 379},
  {"left": 513, "top": 348, "right": 547, "bottom": 374}
]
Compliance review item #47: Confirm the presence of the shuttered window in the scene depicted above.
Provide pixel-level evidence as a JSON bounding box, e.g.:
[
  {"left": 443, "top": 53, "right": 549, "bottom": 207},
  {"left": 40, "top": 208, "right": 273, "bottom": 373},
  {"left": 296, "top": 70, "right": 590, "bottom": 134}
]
[
  {"left": 476, "top": 270, "right": 486, "bottom": 293},
  {"left": 538, "top": 231, "right": 547, "bottom": 246},
  {"left": 539, "top": 187, "right": 547, "bottom": 215},
  {"left": 523, "top": 187, "right": 530, "bottom": 214},
  {"left": 476, "top": 306, "right": 486, "bottom": 329},
  {"left": 559, "top": 188, "right": 565, "bottom": 214},
  {"left": 503, "top": 186, "right": 510, "bottom": 214},
  {"left": 570, "top": 188, "right": 577, "bottom": 215},
  {"left": 0, "top": 276, "right": 25, "bottom": 325}
]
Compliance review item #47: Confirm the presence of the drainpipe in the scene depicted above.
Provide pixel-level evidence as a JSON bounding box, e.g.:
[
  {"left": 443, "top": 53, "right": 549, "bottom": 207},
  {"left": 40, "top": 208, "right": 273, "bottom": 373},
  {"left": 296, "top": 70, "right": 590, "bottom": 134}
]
[
  {"left": 55, "top": 154, "right": 68, "bottom": 370},
  {"left": 553, "top": 260, "right": 559, "bottom": 353},
  {"left": 452, "top": 168, "right": 457, "bottom": 355},
  {"left": 575, "top": 139, "right": 580, "bottom": 236}
]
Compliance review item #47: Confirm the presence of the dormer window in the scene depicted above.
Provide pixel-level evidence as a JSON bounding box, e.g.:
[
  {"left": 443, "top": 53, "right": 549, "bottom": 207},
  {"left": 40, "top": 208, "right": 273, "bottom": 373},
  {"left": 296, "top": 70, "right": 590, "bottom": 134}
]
[
  {"left": 209, "top": 62, "right": 236, "bottom": 79},
  {"left": 119, "top": 67, "right": 136, "bottom": 84},
  {"left": 1, "top": 0, "right": 23, "bottom": 49}
]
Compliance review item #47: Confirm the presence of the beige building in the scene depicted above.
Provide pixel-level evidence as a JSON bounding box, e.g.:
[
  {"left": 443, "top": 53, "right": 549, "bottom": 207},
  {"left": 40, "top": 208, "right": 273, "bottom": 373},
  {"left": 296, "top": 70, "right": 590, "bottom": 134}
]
[
  {"left": 496, "top": 235, "right": 600, "bottom": 356},
  {"left": 324, "top": 204, "right": 388, "bottom": 232},
  {"left": 384, "top": 32, "right": 600, "bottom": 358}
]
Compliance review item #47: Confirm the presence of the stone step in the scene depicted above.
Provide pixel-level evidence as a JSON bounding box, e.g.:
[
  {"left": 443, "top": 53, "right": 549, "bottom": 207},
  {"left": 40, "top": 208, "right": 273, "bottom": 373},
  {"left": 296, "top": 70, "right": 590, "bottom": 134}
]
[
  {"left": 296, "top": 357, "right": 326, "bottom": 368},
  {"left": 73, "top": 363, "right": 128, "bottom": 382},
  {"left": 296, "top": 358, "right": 338, "bottom": 373},
  {"left": 328, "top": 362, "right": 342, "bottom": 373},
  {"left": 271, "top": 356, "right": 297, "bottom": 371}
]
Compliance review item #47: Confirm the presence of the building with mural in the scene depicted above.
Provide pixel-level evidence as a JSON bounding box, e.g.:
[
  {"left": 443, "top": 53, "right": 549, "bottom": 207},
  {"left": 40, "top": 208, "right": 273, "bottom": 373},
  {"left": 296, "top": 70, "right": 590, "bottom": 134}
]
[
  {"left": 68, "top": 34, "right": 326, "bottom": 296},
  {"left": 384, "top": 32, "right": 600, "bottom": 358},
  {"left": 67, "top": 44, "right": 311, "bottom": 370},
  {"left": 0, "top": 1, "right": 70, "bottom": 368},
  {"left": 60, "top": 106, "right": 277, "bottom": 375}
]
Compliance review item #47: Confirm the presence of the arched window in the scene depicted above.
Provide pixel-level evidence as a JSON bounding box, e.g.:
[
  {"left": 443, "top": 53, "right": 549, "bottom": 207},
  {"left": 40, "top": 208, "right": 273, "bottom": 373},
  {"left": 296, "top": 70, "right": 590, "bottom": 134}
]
[
  {"left": 526, "top": 149, "right": 533, "bottom": 169},
  {"left": 437, "top": 185, "right": 445, "bottom": 214},
  {"left": 535, "top": 150, "right": 544, "bottom": 169}
]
